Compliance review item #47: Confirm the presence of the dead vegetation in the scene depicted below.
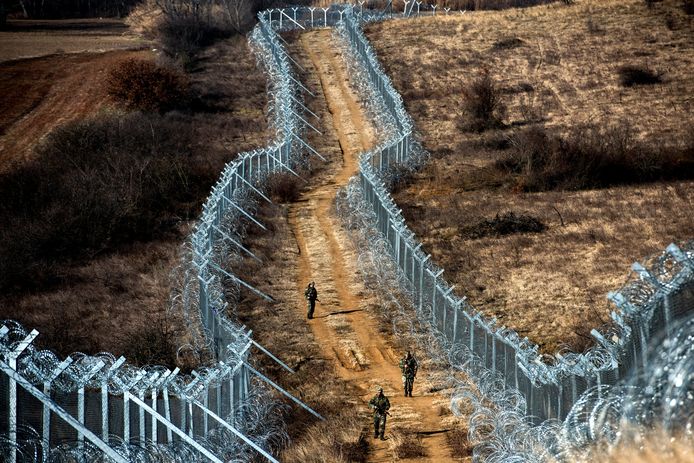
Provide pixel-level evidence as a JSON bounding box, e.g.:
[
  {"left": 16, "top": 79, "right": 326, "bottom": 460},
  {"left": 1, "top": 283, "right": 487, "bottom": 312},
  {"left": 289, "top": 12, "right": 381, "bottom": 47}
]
[
  {"left": 446, "top": 428, "right": 473, "bottom": 458},
  {"left": 365, "top": 0, "right": 694, "bottom": 354},
  {"left": 0, "top": 19, "right": 267, "bottom": 363},
  {"left": 107, "top": 58, "right": 190, "bottom": 112},
  {"left": 389, "top": 428, "right": 429, "bottom": 458}
]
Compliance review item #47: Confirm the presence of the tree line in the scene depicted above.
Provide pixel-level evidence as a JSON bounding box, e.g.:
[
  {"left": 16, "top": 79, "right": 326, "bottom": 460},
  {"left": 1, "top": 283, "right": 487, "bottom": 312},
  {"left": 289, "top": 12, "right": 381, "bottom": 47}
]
[{"left": 2, "top": 0, "right": 142, "bottom": 19}]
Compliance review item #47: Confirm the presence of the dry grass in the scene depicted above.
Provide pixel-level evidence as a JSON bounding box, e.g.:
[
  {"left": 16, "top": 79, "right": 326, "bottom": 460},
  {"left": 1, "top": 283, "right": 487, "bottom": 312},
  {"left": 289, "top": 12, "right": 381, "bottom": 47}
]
[
  {"left": 365, "top": 0, "right": 694, "bottom": 354},
  {"left": 0, "top": 30, "right": 267, "bottom": 364},
  {"left": 389, "top": 428, "right": 428, "bottom": 459},
  {"left": 446, "top": 428, "right": 473, "bottom": 459},
  {"left": 580, "top": 434, "right": 694, "bottom": 463}
]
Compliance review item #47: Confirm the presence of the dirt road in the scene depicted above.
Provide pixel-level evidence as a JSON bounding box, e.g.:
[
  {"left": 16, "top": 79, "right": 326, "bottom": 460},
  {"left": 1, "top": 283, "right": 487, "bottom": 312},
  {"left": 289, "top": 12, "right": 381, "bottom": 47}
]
[{"left": 287, "top": 29, "right": 457, "bottom": 462}]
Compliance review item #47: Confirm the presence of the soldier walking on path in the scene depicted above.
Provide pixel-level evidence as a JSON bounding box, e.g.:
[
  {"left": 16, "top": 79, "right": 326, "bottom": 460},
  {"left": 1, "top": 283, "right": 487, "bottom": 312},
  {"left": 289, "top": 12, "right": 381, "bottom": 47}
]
[
  {"left": 399, "top": 350, "right": 418, "bottom": 397},
  {"left": 304, "top": 281, "right": 319, "bottom": 319},
  {"left": 369, "top": 387, "right": 390, "bottom": 440}
]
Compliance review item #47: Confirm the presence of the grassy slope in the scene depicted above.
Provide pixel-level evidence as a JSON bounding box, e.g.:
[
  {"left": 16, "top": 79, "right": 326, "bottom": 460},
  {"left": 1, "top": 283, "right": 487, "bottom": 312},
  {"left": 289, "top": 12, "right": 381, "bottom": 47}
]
[{"left": 365, "top": 0, "right": 694, "bottom": 353}]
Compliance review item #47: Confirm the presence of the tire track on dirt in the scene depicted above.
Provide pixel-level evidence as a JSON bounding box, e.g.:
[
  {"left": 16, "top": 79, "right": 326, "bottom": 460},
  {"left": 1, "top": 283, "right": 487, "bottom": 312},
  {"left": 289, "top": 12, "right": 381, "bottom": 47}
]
[{"left": 287, "top": 29, "right": 457, "bottom": 462}]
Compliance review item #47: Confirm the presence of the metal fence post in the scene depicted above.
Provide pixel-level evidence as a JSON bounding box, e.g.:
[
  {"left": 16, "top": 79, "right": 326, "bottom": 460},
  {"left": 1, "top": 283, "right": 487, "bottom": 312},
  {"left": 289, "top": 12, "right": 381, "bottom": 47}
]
[
  {"left": 7, "top": 329, "right": 38, "bottom": 463},
  {"left": 43, "top": 356, "right": 74, "bottom": 458}
]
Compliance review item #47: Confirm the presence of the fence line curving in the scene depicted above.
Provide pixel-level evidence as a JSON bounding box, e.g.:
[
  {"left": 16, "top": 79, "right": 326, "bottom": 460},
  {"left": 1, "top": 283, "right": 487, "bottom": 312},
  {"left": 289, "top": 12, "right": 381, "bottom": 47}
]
[
  {"left": 3, "top": 4, "right": 692, "bottom": 462},
  {"left": 332, "top": 5, "right": 694, "bottom": 428},
  {"left": 0, "top": 8, "right": 338, "bottom": 462}
]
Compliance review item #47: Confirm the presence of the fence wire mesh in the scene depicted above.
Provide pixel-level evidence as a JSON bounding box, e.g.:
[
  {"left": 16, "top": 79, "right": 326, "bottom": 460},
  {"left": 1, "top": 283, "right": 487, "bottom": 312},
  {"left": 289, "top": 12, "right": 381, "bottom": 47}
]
[
  {"left": 329, "top": 6, "right": 694, "bottom": 461},
  {"left": 2, "top": 4, "right": 692, "bottom": 462}
]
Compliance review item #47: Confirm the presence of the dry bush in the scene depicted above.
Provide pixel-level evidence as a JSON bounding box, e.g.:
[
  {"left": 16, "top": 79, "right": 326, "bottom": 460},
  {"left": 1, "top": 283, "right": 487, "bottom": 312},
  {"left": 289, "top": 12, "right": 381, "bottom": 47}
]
[
  {"left": 446, "top": 428, "right": 473, "bottom": 458},
  {"left": 266, "top": 172, "right": 302, "bottom": 203},
  {"left": 108, "top": 58, "right": 190, "bottom": 112},
  {"left": 496, "top": 123, "right": 694, "bottom": 191},
  {"left": 282, "top": 411, "right": 369, "bottom": 463},
  {"left": 619, "top": 65, "right": 663, "bottom": 87},
  {"left": 147, "top": 0, "right": 257, "bottom": 66},
  {"left": 459, "top": 212, "right": 546, "bottom": 239},
  {"left": 645, "top": 0, "right": 664, "bottom": 7},
  {"left": 118, "top": 311, "right": 186, "bottom": 369},
  {"left": 0, "top": 112, "right": 226, "bottom": 293},
  {"left": 492, "top": 37, "right": 525, "bottom": 50},
  {"left": 389, "top": 429, "right": 428, "bottom": 459},
  {"left": 459, "top": 69, "right": 506, "bottom": 132}
]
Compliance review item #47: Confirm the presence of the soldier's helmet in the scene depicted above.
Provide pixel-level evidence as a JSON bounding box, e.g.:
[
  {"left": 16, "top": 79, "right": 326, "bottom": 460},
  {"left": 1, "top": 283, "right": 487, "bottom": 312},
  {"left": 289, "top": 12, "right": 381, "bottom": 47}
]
[{"left": 378, "top": 387, "right": 384, "bottom": 394}]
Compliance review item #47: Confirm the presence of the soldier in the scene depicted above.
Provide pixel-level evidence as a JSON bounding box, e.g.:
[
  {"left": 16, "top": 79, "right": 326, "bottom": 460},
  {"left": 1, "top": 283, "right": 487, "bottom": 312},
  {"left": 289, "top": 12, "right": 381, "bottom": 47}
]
[
  {"left": 304, "top": 281, "right": 319, "bottom": 319},
  {"left": 368, "top": 387, "right": 390, "bottom": 440},
  {"left": 399, "top": 350, "right": 418, "bottom": 397}
]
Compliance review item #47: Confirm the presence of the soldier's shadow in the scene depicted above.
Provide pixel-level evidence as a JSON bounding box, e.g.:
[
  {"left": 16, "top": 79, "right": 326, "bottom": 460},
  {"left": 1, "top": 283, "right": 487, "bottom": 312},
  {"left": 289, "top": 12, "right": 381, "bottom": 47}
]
[{"left": 316, "top": 308, "right": 363, "bottom": 318}]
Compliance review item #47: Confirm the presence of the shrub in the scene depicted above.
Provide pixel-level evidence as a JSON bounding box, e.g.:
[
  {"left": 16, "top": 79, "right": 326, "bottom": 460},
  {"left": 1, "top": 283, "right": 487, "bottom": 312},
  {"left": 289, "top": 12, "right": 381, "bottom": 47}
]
[
  {"left": 492, "top": 37, "right": 525, "bottom": 51},
  {"left": 119, "top": 313, "right": 185, "bottom": 369},
  {"left": 460, "top": 212, "right": 547, "bottom": 239},
  {"left": 496, "top": 123, "right": 694, "bottom": 191},
  {"left": 108, "top": 58, "right": 190, "bottom": 112},
  {"left": 619, "top": 65, "right": 663, "bottom": 87},
  {"left": 459, "top": 69, "right": 506, "bottom": 132},
  {"left": 153, "top": 0, "right": 246, "bottom": 67},
  {"left": 390, "top": 431, "right": 427, "bottom": 459},
  {"left": 446, "top": 429, "right": 472, "bottom": 457},
  {"left": 0, "top": 112, "right": 227, "bottom": 292},
  {"left": 685, "top": 0, "right": 694, "bottom": 14},
  {"left": 266, "top": 172, "right": 302, "bottom": 203}
]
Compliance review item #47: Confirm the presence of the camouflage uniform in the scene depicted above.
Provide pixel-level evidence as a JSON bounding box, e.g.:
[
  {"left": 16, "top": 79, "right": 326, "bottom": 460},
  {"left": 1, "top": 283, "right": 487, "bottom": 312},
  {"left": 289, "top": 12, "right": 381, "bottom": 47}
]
[
  {"left": 399, "top": 352, "right": 418, "bottom": 397},
  {"left": 304, "top": 282, "right": 318, "bottom": 319},
  {"left": 368, "top": 389, "right": 390, "bottom": 440}
]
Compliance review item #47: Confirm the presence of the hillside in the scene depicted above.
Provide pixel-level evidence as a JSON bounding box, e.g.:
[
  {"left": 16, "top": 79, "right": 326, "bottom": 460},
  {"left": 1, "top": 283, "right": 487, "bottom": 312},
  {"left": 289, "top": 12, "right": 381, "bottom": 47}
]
[
  {"left": 0, "top": 19, "right": 268, "bottom": 362},
  {"left": 365, "top": 0, "right": 694, "bottom": 353}
]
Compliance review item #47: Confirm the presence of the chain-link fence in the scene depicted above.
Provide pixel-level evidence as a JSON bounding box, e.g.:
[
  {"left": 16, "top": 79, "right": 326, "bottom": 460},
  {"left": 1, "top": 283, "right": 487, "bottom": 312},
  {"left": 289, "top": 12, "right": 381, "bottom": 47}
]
[
  {"left": 334, "top": 3, "right": 694, "bottom": 427},
  {"left": 0, "top": 8, "right": 333, "bottom": 462},
  {"left": 3, "top": 4, "right": 692, "bottom": 462}
]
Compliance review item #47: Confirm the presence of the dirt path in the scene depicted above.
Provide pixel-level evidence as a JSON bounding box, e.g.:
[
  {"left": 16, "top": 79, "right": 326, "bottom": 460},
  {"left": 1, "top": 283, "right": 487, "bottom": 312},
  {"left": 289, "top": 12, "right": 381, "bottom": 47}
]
[{"left": 287, "top": 29, "right": 456, "bottom": 462}]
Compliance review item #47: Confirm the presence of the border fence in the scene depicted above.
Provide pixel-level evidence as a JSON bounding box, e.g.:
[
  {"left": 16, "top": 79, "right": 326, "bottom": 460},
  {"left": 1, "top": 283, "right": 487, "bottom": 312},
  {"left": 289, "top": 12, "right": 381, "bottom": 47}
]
[
  {"left": 3, "top": 4, "right": 693, "bottom": 462},
  {"left": 0, "top": 7, "right": 336, "bottom": 462},
  {"left": 332, "top": 5, "right": 694, "bottom": 426}
]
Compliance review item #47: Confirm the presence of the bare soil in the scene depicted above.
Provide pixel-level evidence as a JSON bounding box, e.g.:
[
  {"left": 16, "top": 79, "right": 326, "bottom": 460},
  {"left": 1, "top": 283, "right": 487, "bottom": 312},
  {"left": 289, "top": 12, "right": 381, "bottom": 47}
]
[
  {"left": 0, "top": 49, "right": 153, "bottom": 170},
  {"left": 364, "top": 0, "right": 694, "bottom": 354},
  {"left": 0, "top": 18, "right": 151, "bottom": 169}
]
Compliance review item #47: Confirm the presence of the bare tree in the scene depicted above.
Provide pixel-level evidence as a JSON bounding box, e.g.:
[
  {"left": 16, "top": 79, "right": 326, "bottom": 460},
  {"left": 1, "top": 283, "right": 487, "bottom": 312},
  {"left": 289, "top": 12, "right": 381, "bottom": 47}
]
[{"left": 218, "top": 0, "right": 254, "bottom": 33}]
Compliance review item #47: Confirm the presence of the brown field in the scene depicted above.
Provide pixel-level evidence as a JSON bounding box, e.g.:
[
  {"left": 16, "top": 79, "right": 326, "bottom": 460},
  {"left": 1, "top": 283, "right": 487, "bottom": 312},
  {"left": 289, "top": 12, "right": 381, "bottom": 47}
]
[
  {"left": 364, "top": 0, "right": 694, "bottom": 354},
  {"left": 0, "top": 26, "right": 268, "bottom": 363},
  {"left": 0, "top": 49, "right": 154, "bottom": 170},
  {"left": 0, "top": 19, "right": 147, "bottom": 62},
  {"left": 0, "top": 19, "right": 150, "bottom": 168}
]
